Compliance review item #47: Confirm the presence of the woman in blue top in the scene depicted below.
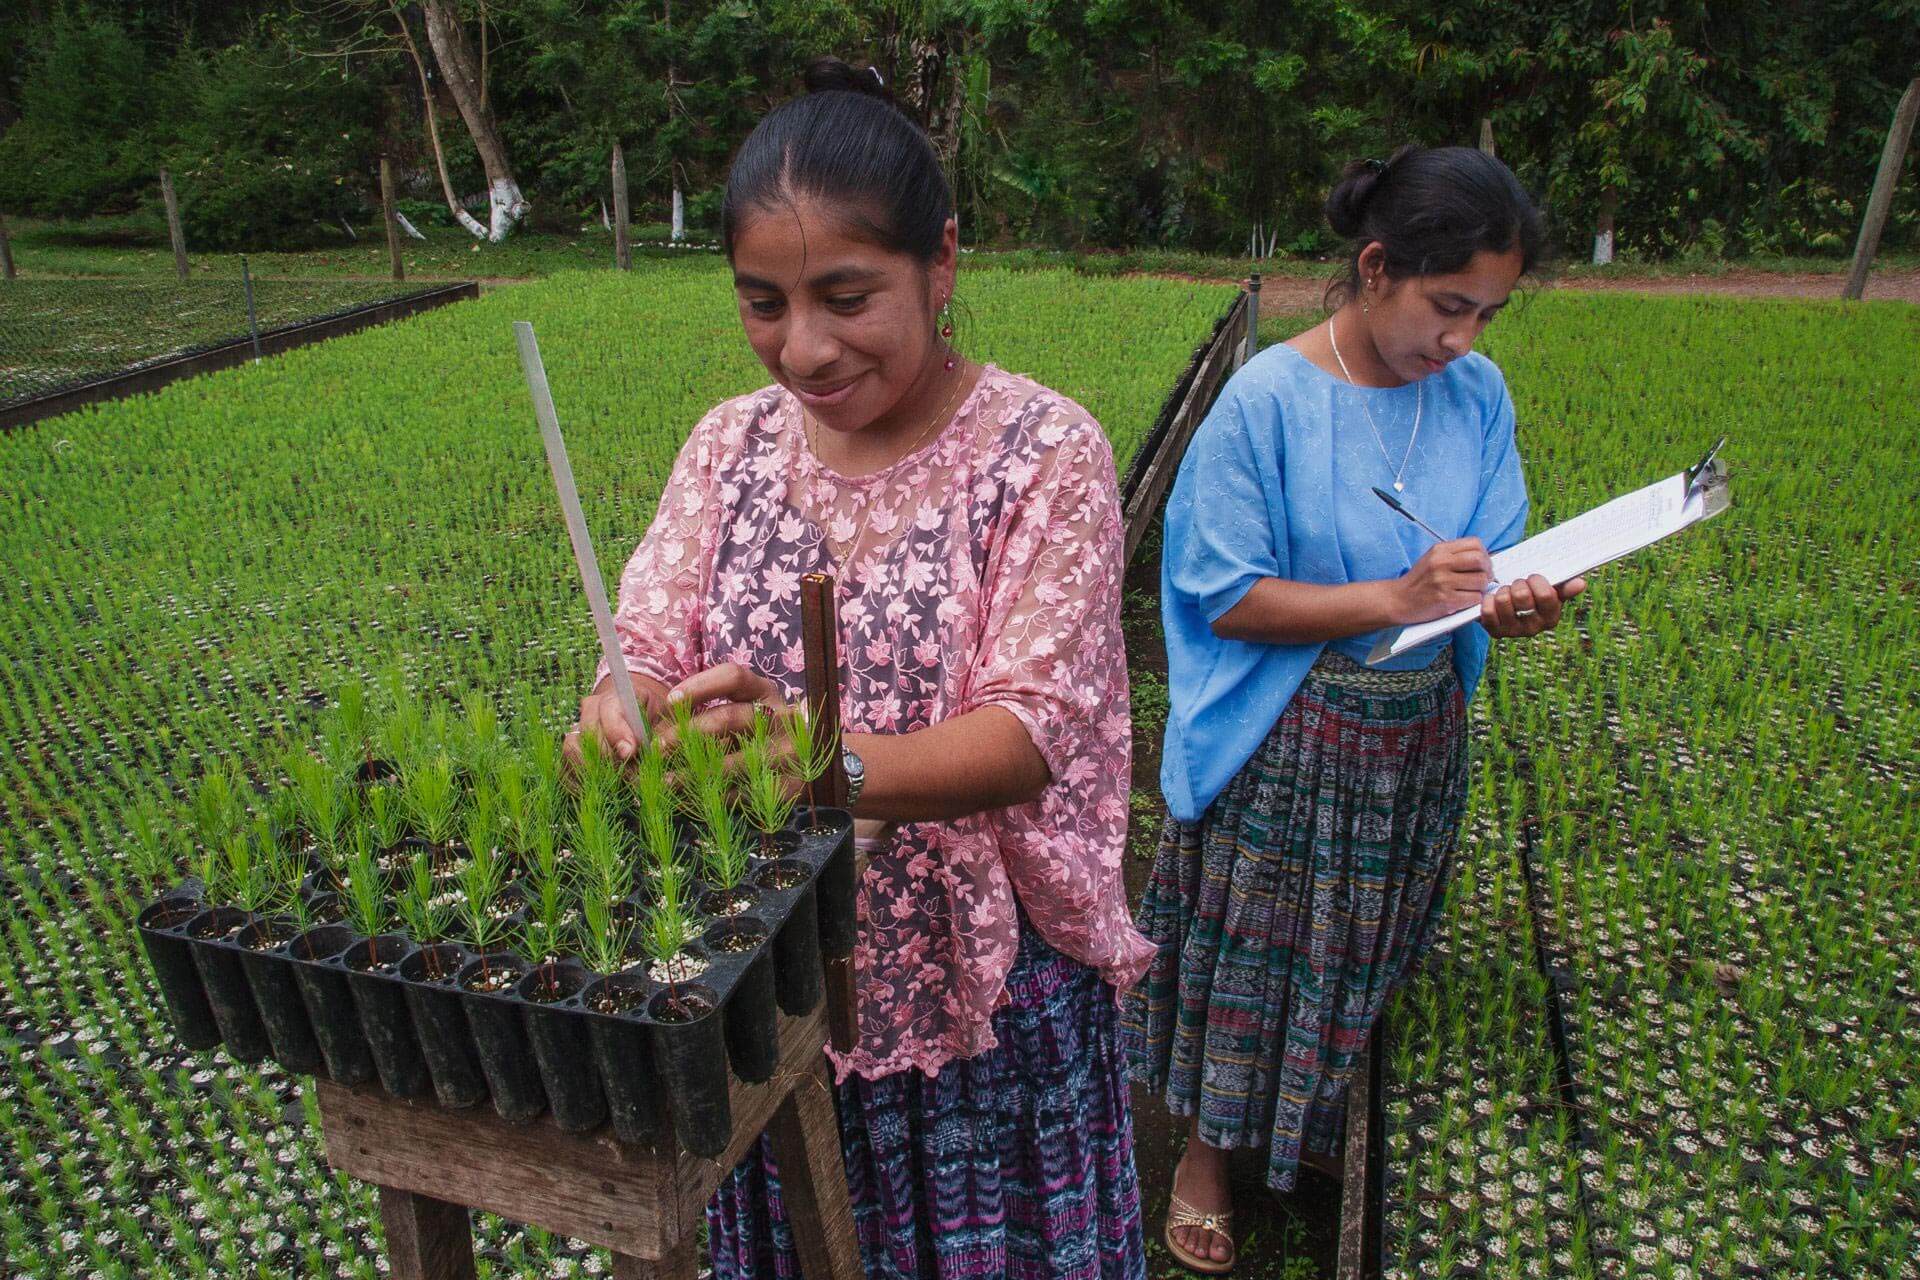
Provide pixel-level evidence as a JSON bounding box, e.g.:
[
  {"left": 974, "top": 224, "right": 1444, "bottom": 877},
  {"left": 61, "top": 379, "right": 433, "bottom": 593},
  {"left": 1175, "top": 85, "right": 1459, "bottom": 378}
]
[{"left": 1120, "top": 146, "right": 1583, "bottom": 1273}]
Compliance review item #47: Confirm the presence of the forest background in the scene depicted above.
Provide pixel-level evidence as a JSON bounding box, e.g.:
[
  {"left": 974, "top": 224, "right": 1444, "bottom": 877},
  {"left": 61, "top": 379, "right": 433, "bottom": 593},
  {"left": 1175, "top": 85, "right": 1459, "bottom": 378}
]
[{"left": 1, "top": 0, "right": 1916, "bottom": 263}]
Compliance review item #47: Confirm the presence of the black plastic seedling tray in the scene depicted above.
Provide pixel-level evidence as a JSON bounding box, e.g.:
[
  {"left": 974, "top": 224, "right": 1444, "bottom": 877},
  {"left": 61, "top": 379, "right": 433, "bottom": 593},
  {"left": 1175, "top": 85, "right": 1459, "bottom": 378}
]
[{"left": 139, "top": 808, "right": 855, "bottom": 1158}]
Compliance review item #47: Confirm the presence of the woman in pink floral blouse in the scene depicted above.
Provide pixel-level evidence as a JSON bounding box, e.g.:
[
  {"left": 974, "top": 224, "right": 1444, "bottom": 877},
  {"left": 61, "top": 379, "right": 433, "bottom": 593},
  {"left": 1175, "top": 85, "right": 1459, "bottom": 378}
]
[{"left": 565, "top": 59, "right": 1153, "bottom": 1279}]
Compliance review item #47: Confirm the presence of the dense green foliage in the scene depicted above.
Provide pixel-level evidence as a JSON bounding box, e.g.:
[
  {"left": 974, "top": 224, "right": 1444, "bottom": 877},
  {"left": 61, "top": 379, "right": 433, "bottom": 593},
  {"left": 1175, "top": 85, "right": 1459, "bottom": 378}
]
[{"left": 1, "top": 1, "right": 1914, "bottom": 257}]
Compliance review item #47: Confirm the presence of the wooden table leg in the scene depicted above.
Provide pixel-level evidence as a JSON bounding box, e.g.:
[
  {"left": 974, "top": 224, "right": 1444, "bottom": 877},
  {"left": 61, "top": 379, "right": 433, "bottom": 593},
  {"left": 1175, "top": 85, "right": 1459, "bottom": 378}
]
[
  {"left": 378, "top": 1185, "right": 476, "bottom": 1280},
  {"left": 765, "top": 1056, "right": 861, "bottom": 1280},
  {"left": 612, "top": 1234, "right": 698, "bottom": 1280}
]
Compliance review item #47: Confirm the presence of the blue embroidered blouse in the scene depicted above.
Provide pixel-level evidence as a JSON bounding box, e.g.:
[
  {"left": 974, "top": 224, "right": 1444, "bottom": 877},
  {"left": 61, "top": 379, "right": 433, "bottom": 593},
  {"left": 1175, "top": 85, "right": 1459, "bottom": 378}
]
[{"left": 1159, "top": 343, "right": 1530, "bottom": 822}]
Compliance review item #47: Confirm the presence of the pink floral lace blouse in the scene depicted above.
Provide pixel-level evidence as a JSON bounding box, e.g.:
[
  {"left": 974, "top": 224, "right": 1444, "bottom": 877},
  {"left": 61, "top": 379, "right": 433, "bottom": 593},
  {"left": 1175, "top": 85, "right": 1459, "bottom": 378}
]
[{"left": 599, "top": 364, "right": 1154, "bottom": 1081}]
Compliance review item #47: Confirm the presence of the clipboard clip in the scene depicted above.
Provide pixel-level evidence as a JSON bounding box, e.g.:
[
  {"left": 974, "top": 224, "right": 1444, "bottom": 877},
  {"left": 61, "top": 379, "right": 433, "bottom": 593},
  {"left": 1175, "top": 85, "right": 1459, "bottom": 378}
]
[{"left": 1684, "top": 435, "right": 1727, "bottom": 496}]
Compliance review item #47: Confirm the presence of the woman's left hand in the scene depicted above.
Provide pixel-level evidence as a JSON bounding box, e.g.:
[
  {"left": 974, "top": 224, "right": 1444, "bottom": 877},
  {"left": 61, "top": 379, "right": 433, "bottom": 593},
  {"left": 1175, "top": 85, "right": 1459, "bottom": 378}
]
[
  {"left": 1481, "top": 574, "right": 1587, "bottom": 639},
  {"left": 652, "top": 662, "right": 795, "bottom": 756}
]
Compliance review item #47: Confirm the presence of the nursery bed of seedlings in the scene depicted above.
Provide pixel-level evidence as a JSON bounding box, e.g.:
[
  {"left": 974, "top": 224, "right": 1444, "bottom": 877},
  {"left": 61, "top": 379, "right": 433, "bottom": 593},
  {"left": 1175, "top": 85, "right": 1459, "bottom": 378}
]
[
  {"left": 0, "top": 277, "right": 456, "bottom": 408},
  {"left": 1381, "top": 294, "right": 1920, "bottom": 1278},
  {"left": 0, "top": 263, "right": 1231, "bottom": 1277}
]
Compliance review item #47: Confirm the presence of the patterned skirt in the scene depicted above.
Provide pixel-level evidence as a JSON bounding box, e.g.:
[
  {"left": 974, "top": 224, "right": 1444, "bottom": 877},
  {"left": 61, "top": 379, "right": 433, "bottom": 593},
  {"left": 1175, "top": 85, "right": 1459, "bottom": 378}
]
[
  {"left": 1120, "top": 648, "right": 1467, "bottom": 1192},
  {"left": 706, "top": 916, "right": 1147, "bottom": 1280}
]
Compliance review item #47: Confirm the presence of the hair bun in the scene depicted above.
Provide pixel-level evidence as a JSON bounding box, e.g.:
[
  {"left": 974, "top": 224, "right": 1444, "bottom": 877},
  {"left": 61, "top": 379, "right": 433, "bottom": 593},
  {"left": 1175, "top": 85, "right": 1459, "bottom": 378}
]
[
  {"left": 803, "top": 57, "right": 895, "bottom": 105},
  {"left": 1325, "top": 158, "right": 1384, "bottom": 237}
]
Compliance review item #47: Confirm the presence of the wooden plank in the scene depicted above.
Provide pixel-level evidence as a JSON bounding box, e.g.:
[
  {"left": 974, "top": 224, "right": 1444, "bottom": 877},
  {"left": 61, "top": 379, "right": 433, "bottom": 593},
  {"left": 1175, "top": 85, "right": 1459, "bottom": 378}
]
[
  {"left": 612, "top": 1237, "right": 697, "bottom": 1280},
  {"left": 378, "top": 1186, "right": 476, "bottom": 1280},
  {"left": 0, "top": 283, "right": 479, "bottom": 433},
  {"left": 1335, "top": 1039, "right": 1373, "bottom": 1280},
  {"left": 319, "top": 1005, "right": 831, "bottom": 1261},
  {"left": 613, "top": 143, "right": 633, "bottom": 272},
  {"left": 764, "top": 1049, "right": 861, "bottom": 1280},
  {"left": 1122, "top": 294, "right": 1247, "bottom": 562}
]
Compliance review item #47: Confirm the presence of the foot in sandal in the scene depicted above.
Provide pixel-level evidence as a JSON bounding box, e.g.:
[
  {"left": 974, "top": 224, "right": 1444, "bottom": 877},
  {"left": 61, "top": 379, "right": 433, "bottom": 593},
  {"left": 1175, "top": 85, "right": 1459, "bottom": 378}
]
[{"left": 1165, "top": 1134, "right": 1235, "bottom": 1274}]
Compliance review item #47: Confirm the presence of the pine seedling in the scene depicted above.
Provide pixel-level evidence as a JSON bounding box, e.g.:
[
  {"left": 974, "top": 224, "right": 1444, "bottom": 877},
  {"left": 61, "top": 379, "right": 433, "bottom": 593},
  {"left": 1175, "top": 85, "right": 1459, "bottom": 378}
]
[
  {"left": 402, "top": 753, "right": 459, "bottom": 848},
  {"left": 285, "top": 747, "right": 346, "bottom": 855},
  {"left": 668, "top": 698, "right": 728, "bottom": 819},
  {"left": 520, "top": 827, "right": 570, "bottom": 964},
  {"left": 631, "top": 739, "right": 680, "bottom": 877},
  {"left": 738, "top": 709, "right": 796, "bottom": 843},
  {"left": 340, "top": 833, "right": 388, "bottom": 941},
  {"left": 365, "top": 784, "right": 405, "bottom": 853},
  {"left": 573, "top": 792, "right": 632, "bottom": 914},
  {"left": 784, "top": 701, "right": 836, "bottom": 812},
  {"left": 577, "top": 892, "right": 635, "bottom": 976},
  {"left": 396, "top": 850, "right": 449, "bottom": 943},
  {"left": 189, "top": 763, "right": 244, "bottom": 860},
  {"left": 454, "top": 837, "right": 508, "bottom": 955},
  {"left": 574, "top": 726, "right": 624, "bottom": 818},
  {"left": 124, "top": 792, "right": 178, "bottom": 899},
  {"left": 457, "top": 689, "right": 503, "bottom": 781},
  {"left": 696, "top": 774, "right": 749, "bottom": 892}
]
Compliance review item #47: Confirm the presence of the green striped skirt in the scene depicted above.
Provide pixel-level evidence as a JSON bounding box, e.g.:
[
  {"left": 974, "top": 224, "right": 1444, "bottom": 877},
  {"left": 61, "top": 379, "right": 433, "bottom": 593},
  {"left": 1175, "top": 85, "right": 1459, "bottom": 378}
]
[{"left": 1121, "top": 648, "right": 1468, "bottom": 1192}]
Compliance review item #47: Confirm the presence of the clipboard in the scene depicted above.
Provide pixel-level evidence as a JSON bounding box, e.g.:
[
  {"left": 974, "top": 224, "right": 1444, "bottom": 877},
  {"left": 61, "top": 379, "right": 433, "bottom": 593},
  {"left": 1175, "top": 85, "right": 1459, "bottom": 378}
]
[{"left": 1366, "top": 439, "right": 1732, "bottom": 665}]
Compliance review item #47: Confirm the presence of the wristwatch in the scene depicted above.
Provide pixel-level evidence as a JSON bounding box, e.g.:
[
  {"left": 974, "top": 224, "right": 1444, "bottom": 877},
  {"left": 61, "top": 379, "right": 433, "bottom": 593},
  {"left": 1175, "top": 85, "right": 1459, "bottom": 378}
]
[{"left": 840, "top": 744, "right": 865, "bottom": 808}]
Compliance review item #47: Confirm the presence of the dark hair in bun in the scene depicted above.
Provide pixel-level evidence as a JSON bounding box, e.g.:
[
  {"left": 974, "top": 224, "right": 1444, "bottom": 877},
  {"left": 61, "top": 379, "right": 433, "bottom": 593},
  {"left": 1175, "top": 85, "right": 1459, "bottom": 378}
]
[
  {"left": 722, "top": 56, "right": 953, "bottom": 263},
  {"left": 1324, "top": 145, "right": 1547, "bottom": 308}
]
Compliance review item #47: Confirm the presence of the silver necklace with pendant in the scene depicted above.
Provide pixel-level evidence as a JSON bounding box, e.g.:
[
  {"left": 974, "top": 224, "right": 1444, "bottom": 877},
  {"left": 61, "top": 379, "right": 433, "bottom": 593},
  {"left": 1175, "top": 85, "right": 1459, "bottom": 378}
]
[{"left": 1328, "top": 316, "right": 1422, "bottom": 492}]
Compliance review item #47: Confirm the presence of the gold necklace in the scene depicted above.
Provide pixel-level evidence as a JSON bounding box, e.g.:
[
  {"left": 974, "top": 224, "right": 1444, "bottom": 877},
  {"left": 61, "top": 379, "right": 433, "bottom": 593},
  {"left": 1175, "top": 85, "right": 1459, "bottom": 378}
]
[{"left": 803, "top": 356, "right": 972, "bottom": 568}]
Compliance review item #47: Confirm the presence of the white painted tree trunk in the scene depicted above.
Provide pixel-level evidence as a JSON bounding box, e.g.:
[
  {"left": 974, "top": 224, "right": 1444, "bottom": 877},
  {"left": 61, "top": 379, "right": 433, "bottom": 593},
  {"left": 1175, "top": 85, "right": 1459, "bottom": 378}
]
[
  {"left": 671, "top": 185, "right": 685, "bottom": 242},
  {"left": 422, "top": 0, "right": 528, "bottom": 242},
  {"left": 395, "top": 211, "right": 428, "bottom": 241}
]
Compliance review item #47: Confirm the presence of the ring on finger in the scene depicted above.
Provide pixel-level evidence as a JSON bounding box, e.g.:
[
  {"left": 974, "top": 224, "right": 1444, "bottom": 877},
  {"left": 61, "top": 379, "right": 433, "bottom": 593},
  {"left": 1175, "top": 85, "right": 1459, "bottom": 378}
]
[{"left": 1514, "top": 607, "right": 1537, "bottom": 618}]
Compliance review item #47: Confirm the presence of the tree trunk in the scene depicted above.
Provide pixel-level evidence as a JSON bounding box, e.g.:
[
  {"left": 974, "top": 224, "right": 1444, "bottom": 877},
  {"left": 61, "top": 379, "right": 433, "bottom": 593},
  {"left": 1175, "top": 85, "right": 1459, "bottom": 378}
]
[
  {"left": 161, "top": 169, "right": 189, "bottom": 280},
  {"left": 380, "top": 156, "right": 405, "bottom": 281},
  {"left": 612, "top": 142, "right": 632, "bottom": 270},
  {"left": 390, "top": 1, "right": 488, "bottom": 240},
  {"left": 420, "top": 0, "right": 527, "bottom": 241},
  {"left": 1844, "top": 75, "right": 1920, "bottom": 301},
  {"left": 671, "top": 183, "right": 685, "bottom": 242},
  {"left": 1592, "top": 185, "right": 1618, "bottom": 265}
]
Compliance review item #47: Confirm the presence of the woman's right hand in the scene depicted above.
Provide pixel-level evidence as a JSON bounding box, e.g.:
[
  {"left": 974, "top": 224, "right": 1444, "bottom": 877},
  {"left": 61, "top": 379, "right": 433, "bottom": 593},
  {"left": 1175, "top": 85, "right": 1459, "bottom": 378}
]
[
  {"left": 1394, "top": 537, "right": 1494, "bottom": 623},
  {"left": 563, "top": 674, "right": 669, "bottom": 769}
]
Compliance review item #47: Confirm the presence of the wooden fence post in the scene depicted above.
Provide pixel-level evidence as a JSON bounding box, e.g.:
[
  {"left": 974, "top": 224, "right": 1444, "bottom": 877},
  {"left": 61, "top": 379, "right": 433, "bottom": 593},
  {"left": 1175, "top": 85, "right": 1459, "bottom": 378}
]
[
  {"left": 0, "top": 212, "right": 14, "bottom": 280},
  {"left": 612, "top": 141, "right": 632, "bottom": 271},
  {"left": 1244, "top": 273, "right": 1261, "bottom": 364},
  {"left": 160, "top": 169, "right": 189, "bottom": 280},
  {"left": 1479, "top": 116, "right": 1496, "bottom": 157},
  {"left": 381, "top": 157, "right": 406, "bottom": 283},
  {"left": 1844, "top": 75, "right": 1920, "bottom": 302}
]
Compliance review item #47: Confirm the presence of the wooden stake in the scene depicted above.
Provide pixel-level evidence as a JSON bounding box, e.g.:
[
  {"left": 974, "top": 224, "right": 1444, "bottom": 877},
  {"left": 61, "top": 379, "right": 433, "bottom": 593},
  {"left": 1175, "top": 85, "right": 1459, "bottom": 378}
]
[
  {"left": 612, "top": 141, "right": 632, "bottom": 271},
  {"left": 799, "top": 572, "right": 858, "bottom": 1053},
  {"left": 1844, "top": 75, "right": 1920, "bottom": 302},
  {"left": 1479, "top": 115, "right": 1496, "bottom": 157},
  {"left": 160, "top": 169, "right": 189, "bottom": 280},
  {"left": 0, "top": 211, "right": 14, "bottom": 280},
  {"left": 381, "top": 156, "right": 406, "bottom": 283},
  {"left": 515, "top": 322, "right": 648, "bottom": 745}
]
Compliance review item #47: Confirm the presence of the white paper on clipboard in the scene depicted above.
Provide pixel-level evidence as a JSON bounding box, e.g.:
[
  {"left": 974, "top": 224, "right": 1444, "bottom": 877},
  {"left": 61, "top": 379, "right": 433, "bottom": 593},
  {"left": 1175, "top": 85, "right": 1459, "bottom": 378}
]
[{"left": 1367, "top": 459, "right": 1731, "bottom": 665}]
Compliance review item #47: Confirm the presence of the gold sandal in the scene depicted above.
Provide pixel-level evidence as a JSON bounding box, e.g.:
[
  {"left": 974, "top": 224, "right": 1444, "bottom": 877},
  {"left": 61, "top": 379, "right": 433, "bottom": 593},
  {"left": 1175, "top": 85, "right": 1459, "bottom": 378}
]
[{"left": 1164, "top": 1191, "right": 1235, "bottom": 1275}]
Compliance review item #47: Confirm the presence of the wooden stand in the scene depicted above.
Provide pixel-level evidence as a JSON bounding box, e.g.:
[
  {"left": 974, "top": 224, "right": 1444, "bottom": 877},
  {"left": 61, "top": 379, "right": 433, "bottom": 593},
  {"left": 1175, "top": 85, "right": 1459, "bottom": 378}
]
[{"left": 315, "top": 1005, "right": 860, "bottom": 1280}]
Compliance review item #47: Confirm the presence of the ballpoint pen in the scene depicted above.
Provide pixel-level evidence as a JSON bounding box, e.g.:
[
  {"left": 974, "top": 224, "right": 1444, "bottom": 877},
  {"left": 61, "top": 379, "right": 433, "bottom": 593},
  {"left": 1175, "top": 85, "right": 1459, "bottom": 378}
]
[
  {"left": 1373, "top": 486, "right": 1502, "bottom": 594},
  {"left": 1372, "top": 486, "right": 1449, "bottom": 542}
]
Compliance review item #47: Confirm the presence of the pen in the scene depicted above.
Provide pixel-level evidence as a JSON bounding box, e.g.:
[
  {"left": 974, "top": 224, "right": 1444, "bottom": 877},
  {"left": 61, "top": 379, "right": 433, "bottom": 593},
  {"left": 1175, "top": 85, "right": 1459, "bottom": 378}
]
[
  {"left": 1373, "top": 486, "right": 1502, "bottom": 595},
  {"left": 1372, "top": 486, "right": 1449, "bottom": 543}
]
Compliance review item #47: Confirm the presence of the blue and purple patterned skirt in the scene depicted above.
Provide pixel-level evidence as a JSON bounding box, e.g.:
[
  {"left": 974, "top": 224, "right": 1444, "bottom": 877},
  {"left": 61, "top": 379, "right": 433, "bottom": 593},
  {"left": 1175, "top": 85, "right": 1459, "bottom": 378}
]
[{"left": 706, "top": 917, "right": 1147, "bottom": 1280}]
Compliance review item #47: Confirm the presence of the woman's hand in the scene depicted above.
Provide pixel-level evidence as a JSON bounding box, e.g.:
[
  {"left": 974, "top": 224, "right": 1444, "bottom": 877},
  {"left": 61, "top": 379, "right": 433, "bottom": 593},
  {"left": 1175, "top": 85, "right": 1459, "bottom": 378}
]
[
  {"left": 1394, "top": 537, "right": 1495, "bottom": 623},
  {"left": 651, "top": 663, "right": 794, "bottom": 752},
  {"left": 562, "top": 672, "right": 669, "bottom": 769},
  {"left": 1480, "top": 573, "right": 1587, "bottom": 639}
]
